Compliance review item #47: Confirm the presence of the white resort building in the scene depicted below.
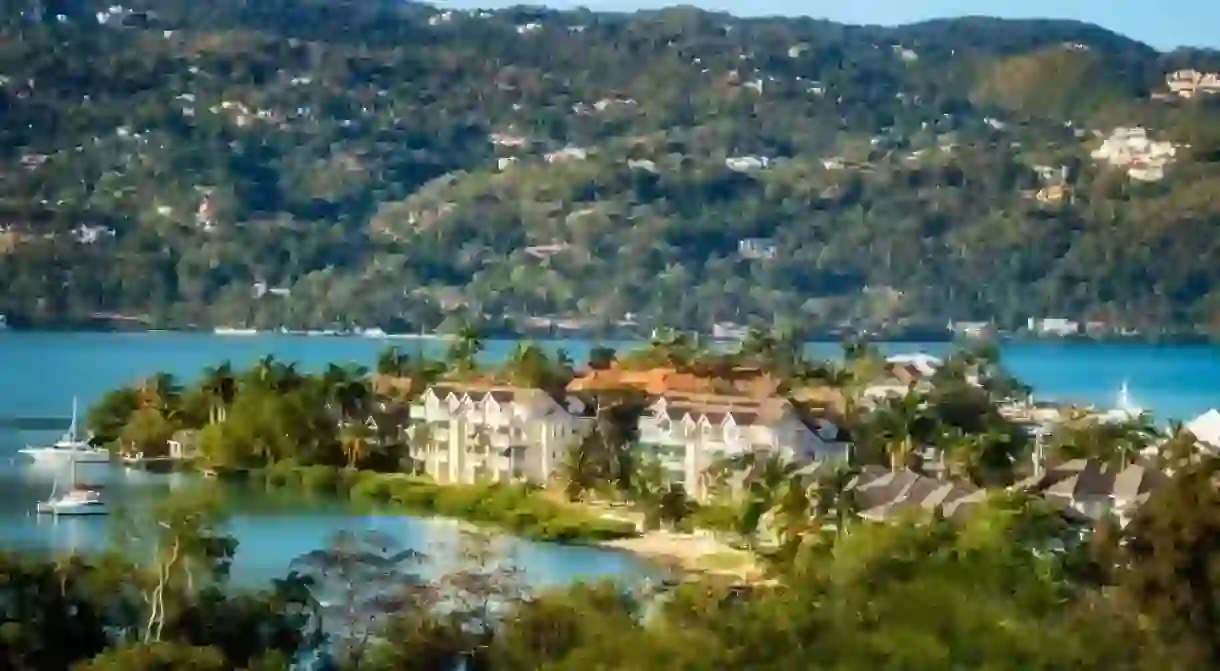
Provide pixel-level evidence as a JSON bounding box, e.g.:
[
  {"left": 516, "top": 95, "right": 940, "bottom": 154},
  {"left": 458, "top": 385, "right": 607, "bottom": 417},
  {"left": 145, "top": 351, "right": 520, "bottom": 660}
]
[
  {"left": 637, "top": 393, "right": 850, "bottom": 502},
  {"left": 408, "top": 383, "right": 594, "bottom": 485}
]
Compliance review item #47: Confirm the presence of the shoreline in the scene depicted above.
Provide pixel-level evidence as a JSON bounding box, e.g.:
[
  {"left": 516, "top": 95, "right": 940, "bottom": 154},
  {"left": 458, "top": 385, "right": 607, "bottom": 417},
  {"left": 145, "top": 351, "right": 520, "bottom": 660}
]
[
  {"left": 597, "top": 531, "right": 762, "bottom": 582},
  {"left": 0, "top": 326, "right": 1215, "bottom": 346},
  {"left": 236, "top": 466, "right": 759, "bottom": 580}
]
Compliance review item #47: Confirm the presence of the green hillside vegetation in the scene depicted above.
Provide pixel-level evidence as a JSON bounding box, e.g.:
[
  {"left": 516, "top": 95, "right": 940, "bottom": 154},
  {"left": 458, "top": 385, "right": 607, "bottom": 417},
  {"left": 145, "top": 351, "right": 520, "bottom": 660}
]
[{"left": 1, "top": 1, "right": 1220, "bottom": 333}]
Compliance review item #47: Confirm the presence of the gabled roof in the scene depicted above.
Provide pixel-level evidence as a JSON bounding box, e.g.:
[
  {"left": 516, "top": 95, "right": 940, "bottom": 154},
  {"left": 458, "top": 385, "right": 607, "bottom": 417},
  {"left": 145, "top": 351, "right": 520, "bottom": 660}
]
[
  {"left": 428, "top": 383, "right": 518, "bottom": 405},
  {"left": 650, "top": 394, "right": 794, "bottom": 427},
  {"left": 847, "top": 468, "right": 981, "bottom": 521},
  {"left": 566, "top": 365, "right": 780, "bottom": 397},
  {"left": 1187, "top": 409, "right": 1220, "bottom": 448},
  {"left": 423, "top": 382, "right": 596, "bottom": 419},
  {"left": 1018, "top": 459, "right": 1167, "bottom": 504}
]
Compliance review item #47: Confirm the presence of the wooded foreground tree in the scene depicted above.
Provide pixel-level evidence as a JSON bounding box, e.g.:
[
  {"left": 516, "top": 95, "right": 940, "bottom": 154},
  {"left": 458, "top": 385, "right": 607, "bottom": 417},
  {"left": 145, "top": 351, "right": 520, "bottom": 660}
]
[{"left": 1113, "top": 457, "right": 1220, "bottom": 668}]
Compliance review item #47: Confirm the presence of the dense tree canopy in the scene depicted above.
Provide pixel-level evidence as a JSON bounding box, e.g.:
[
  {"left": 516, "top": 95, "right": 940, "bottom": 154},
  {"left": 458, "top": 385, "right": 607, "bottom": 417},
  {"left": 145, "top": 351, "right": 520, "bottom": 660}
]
[{"left": 1, "top": 1, "right": 1219, "bottom": 333}]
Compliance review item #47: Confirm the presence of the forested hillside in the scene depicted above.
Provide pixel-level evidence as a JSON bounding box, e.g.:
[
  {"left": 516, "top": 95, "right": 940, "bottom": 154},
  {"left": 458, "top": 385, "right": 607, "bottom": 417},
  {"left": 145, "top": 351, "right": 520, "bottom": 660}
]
[{"left": 2, "top": 0, "right": 1220, "bottom": 333}]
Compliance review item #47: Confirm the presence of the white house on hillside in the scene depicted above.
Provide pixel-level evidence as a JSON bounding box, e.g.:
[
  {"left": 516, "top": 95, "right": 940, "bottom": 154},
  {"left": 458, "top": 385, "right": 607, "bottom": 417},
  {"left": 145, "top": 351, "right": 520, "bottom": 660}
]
[
  {"left": 637, "top": 393, "right": 849, "bottom": 502},
  {"left": 409, "top": 383, "right": 595, "bottom": 485}
]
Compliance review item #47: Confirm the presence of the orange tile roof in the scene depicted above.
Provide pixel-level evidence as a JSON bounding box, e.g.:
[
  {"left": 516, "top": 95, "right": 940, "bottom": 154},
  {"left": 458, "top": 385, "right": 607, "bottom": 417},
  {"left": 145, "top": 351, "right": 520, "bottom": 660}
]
[{"left": 566, "top": 366, "right": 778, "bottom": 397}]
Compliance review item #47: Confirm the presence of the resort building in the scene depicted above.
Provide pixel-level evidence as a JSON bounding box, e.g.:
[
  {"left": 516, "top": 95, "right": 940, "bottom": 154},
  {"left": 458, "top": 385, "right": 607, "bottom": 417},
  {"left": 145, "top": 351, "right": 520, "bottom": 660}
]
[
  {"left": 636, "top": 392, "right": 850, "bottom": 502},
  {"left": 1186, "top": 409, "right": 1220, "bottom": 453},
  {"left": 860, "top": 356, "right": 941, "bottom": 404},
  {"left": 408, "top": 383, "right": 594, "bottom": 485},
  {"left": 1014, "top": 459, "right": 1166, "bottom": 527},
  {"left": 566, "top": 364, "right": 850, "bottom": 502},
  {"left": 846, "top": 466, "right": 985, "bottom": 522}
]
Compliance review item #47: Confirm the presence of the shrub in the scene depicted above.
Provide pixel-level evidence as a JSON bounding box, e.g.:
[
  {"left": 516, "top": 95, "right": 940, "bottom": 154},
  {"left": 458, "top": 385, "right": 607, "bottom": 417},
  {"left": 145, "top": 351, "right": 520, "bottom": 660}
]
[
  {"left": 247, "top": 464, "right": 639, "bottom": 543},
  {"left": 298, "top": 465, "right": 340, "bottom": 493}
]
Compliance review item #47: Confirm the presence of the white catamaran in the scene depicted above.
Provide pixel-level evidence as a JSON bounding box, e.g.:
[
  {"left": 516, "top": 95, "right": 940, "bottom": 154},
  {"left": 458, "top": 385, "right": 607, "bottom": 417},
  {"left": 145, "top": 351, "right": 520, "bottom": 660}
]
[
  {"left": 18, "top": 398, "right": 111, "bottom": 464},
  {"left": 36, "top": 450, "right": 109, "bottom": 516}
]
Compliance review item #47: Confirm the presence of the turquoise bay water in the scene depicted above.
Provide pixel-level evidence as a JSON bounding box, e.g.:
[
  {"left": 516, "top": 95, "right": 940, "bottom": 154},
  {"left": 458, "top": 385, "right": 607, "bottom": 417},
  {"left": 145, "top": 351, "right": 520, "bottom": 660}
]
[
  {"left": 0, "top": 332, "right": 1217, "bottom": 586},
  {"left": 2, "top": 331, "right": 1217, "bottom": 421}
]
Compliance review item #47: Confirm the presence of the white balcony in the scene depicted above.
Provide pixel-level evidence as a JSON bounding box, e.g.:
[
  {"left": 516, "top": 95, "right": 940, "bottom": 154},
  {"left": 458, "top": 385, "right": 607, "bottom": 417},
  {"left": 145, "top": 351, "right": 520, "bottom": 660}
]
[{"left": 639, "top": 427, "right": 687, "bottom": 447}]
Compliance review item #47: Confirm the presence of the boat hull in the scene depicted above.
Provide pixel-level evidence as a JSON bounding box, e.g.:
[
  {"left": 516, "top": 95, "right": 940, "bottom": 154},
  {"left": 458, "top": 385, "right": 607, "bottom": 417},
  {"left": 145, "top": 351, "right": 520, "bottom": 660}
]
[
  {"left": 35, "top": 502, "right": 109, "bottom": 516},
  {"left": 19, "top": 448, "right": 111, "bottom": 464}
]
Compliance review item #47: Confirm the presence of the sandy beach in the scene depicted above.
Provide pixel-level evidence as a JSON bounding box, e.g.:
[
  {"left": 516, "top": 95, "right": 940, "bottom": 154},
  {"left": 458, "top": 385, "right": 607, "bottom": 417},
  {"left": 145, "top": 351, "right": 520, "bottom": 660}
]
[{"left": 600, "top": 530, "right": 761, "bottom": 581}]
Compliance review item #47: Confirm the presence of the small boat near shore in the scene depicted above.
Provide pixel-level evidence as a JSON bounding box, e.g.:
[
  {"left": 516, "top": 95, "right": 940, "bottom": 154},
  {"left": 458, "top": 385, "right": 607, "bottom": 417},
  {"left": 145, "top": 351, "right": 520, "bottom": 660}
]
[
  {"left": 36, "top": 450, "right": 109, "bottom": 516},
  {"left": 18, "top": 398, "right": 110, "bottom": 465},
  {"left": 214, "top": 326, "right": 259, "bottom": 336},
  {"left": 36, "top": 485, "right": 109, "bottom": 516}
]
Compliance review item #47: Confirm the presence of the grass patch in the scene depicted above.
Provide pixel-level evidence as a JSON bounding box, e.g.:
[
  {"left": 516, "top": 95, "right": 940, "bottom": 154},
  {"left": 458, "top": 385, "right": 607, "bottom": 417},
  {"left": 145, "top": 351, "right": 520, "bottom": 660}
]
[{"left": 249, "top": 464, "right": 639, "bottom": 544}]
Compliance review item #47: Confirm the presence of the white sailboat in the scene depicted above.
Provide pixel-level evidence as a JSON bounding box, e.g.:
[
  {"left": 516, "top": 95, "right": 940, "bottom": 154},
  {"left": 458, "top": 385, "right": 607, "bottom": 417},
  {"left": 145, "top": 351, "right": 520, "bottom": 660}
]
[
  {"left": 36, "top": 451, "right": 109, "bottom": 516},
  {"left": 1095, "top": 379, "right": 1144, "bottom": 424},
  {"left": 18, "top": 398, "right": 111, "bottom": 464}
]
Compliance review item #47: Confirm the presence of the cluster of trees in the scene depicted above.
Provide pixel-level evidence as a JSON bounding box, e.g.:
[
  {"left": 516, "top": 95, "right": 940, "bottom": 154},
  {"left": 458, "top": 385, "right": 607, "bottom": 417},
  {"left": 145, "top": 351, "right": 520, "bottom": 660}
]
[
  {"left": 35, "top": 330, "right": 1220, "bottom": 668},
  {"left": 10, "top": 449, "right": 1220, "bottom": 668},
  {"left": 85, "top": 326, "right": 1195, "bottom": 550},
  {"left": 2, "top": 1, "right": 1220, "bottom": 333}
]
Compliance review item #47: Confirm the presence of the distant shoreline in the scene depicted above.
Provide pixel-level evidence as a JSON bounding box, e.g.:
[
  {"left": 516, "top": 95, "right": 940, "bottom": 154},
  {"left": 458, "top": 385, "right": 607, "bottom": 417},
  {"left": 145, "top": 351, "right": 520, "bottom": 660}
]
[{"left": 0, "top": 326, "right": 1214, "bottom": 346}]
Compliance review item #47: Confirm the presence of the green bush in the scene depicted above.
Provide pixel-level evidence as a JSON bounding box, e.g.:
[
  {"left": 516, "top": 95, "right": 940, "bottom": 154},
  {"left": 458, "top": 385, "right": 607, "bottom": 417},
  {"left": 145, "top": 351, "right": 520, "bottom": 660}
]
[
  {"left": 298, "top": 465, "right": 340, "bottom": 493},
  {"left": 246, "top": 464, "right": 639, "bottom": 543}
]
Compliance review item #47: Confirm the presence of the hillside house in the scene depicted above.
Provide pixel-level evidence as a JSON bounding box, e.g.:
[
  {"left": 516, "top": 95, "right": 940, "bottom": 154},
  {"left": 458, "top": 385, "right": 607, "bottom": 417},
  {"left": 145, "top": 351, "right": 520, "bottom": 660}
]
[
  {"left": 725, "top": 156, "right": 770, "bottom": 172},
  {"left": 1035, "top": 184, "right": 1067, "bottom": 204},
  {"left": 1090, "top": 127, "right": 1177, "bottom": 181},
  {"left": 1028, "top": 317, "right": 1080, "bottom": 337},
  {"left": 738, "top": 237, "right": 778, "bottom": 260},
  {"left": 73, "top": 224, "right": 115, "bottom": 244},
  {"left": 947, "top": 321, "right": 993, "bottom": 339},
  {"left": 1166, "top": 69, "right": 1220, "bottom": 98},
  {"left": 489, "top": 132, "right": 529, "bottom": 148},
  {"left": 544, "top": 146, "right": 588, "bottom": 163},
  {"left": 409, "top": 383, "right": 594, "bottom": 485}
]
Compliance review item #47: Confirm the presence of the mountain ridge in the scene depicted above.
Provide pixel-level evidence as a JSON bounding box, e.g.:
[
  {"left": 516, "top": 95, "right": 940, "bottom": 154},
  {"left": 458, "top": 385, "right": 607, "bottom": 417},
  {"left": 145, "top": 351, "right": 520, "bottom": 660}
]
[{"left": 2, "top": 1, "right": 1219, "bottom": 334}]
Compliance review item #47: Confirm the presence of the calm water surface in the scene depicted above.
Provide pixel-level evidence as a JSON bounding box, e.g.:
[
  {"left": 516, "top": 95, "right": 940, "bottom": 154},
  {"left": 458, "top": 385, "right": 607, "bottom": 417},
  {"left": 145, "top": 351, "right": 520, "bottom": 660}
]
[{"left": 0, "top": 332, "right": 1217, "bottom": 585}]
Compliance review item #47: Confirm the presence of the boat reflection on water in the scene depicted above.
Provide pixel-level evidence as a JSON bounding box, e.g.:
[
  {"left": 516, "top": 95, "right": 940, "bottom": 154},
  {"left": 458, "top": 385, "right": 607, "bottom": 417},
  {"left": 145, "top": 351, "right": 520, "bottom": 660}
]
[{"left": 31, "top": 507, "right": 108, "bottom": 556}]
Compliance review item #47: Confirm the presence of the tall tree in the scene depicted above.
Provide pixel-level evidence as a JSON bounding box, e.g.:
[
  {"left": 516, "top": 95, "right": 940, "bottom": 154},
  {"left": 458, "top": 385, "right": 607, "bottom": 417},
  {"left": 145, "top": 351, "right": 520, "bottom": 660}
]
[{"left": 1115, "top": 458, "right": 1220, "bottom": 667}]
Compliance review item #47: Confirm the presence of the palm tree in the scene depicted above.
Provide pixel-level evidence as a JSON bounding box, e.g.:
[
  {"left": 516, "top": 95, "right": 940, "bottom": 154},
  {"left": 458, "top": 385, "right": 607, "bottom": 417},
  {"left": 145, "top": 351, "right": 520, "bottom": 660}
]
[
  {"left": 139, "top": 372, "right": 183, "bottom": 413},
  {"left": 644, "top": 328, "right": 701, "bottom": 369},
  {"left": 740, "top": 325, "right": 804, "bottom": 375},
  {"left": 375, "top": 346, "right": 411, "bottom": 377},
  {"left": 445, "top": 321, "right": 484, "bottom": 375},
  {"left": 340, "top": 422, "right": 373, "bottom": 470},
  {"left": 872, "top": 391, "right": 931, "bottom": 472},
  {"left": 937, "top": 425, "right": 1019, "bottom": 486},
  {"left": 503, "top": 342, "right": 551, "bottom": 388},
  {"left": 252, "top": 355, "right": 280, "bottom": 389},
  {"left": 723, "top": 452, "right": 802, "bottom": 546},
  {"left": 815, "top": 465, "right": 860, "bottom": 539},
  {"left": 199, "top": 362, "right": 236, "bottom": 424},
  {"left": 323, "top": 363, "right": 372, "bottom": 421},
  {"left": 249, "top": 355, "right": 303, "bottom": 392},
  {"left": 739, "top": 327, "right": 778, "bottom": 364},
  {"left": 1154, "top": 420, "right": 1198, "bottom": 472},
  {"left": 1053, "top": 415, "right": 1157, "bottom": 468}
]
